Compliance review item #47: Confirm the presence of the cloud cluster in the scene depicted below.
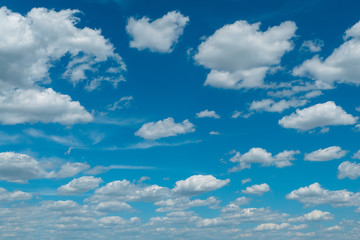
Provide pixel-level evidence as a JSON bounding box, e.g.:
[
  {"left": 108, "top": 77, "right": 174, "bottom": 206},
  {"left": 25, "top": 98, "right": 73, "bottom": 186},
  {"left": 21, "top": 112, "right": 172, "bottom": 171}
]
[
  {"left": 126, "top": 11, "right": 189, "bottom": 53},
  {"left": 58, "top": 176, "right": 103, "bottom": 195},
  {"left": 289, "top": 210, "right": 333, "bottom": 222},
  {"left": 194, "top": 20, "right": 296, "bottom": 89},
  {"left": 338, "top": 161, "right": 360, "bottom": 179}
]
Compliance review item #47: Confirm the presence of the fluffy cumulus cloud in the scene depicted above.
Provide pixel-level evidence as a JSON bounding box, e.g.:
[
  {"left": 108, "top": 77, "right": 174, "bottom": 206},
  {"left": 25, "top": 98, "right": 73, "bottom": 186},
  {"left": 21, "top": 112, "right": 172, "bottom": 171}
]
[
  {"left": 196, "top": 110, "right": 220, "bottom": 119},
  {"left": 250, "top": 98, "right": 307, "bottom": 113},
  {"left": 135, "top": 117, "right": 195, "bottom": 140},
  {"left": 126, "top": 11, "right": 189, "bottom": 53},
  {"left": 0, "top": 152, "right": 90, "bottom": 183},
  {"left": 0, "top": 187, "right": 32, "bottom": 201},
  {"left": 279, "top": 101, "right": 358, "bottom": 131},
  {"left": 289, "top": 210, "right": 333, "bottom": 222},
  {"left": 194, "top": 20, "right": 296, "bottom": 89},
  {"left": 293, "top": 20, "right": 360, "bottom": 86},
  {"left": 304, "top": 146, "right": 348, "bottom": 161},
  {"left": 0, "top": 88, "right": 93, "bottom": 125},
  {"left": 0, "top": 7, "right": 125, "bottom": 89},
  {"left": 338, "top": 161, "right": 360, "bottom": 179},
  {"left": 242, "top": 183, "right": 270, "bottom": 196},
  {"left": 254, "top": 223, "right": 290, "bottom": 231},
  {"left": 229, "top": 148, "right": 300, "bottom": 171},
  {"left": 57, "top": 176, "right": 103, "bottom": 195},
  {"left": 0, "top": 152, "right": 48, "bottom": 183},
  {"left": 286, "top": 182, "right": 360, "bottom": 207},
  {"left": 48, "top": 162, "right": 90, "bottom": 178},
  {"left": 172, "top": 175, "right": 230, "bottom": 197},
  {"left": 88, "top": 179, "right": 171, "bottom": 203},
  {"left": 155, "top": 196, "right": 219, "bottom": 212}
]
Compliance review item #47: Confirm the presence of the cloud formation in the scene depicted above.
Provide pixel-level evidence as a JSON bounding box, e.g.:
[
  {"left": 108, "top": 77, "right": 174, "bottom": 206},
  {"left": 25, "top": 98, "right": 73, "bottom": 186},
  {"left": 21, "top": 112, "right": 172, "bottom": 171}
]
[
  {"left": 279, "top": 101, "right": 358, "bottom": 131},
  {"left": 126, "top": 11, "right": 189, "bottom": 53},
  {"left": 194, "top": 20, "right": 296, "bottom": 89}
]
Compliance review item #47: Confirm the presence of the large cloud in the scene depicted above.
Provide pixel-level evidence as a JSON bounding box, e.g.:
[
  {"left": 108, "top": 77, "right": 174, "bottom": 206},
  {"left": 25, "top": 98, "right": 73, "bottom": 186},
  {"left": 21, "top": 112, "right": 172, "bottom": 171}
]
[
  {"left": 293, "top": 20, "right": 360, "bottom": 87},
  {"left": 0, "top": 152, "right": 90, "bottom": 183},
  {"left": 0, "top": 7, "right": 125, "bottom": 89},
  {"left": 126, "top": 11, "right": 189, "bottom": 53},
  {"left": 286, "top": 182, "right": 360, "bottom": 207},
  {"left": 194, "top": 20, "right": 296, "bottom": 89},
  {"left": 57, "top": 176, "right": 103, "bottom": 195},
  {"left": 338, "top": 161, "right": 360, "bottom": 179},
  {"left": 304, "top": 146, "right": 348, "bottom": 161},
  {"left": 288, "top": 210, "right": 333, "bottom": 222},
  {"left": 172, "top": 175, "right": 230, "bottom": 197},
  {"left": 229, "top": 148, "right": 300, "bottom": 171},
  {"left": 0, "top": 187, "right": 32, "bottom": 201},
  {"left": 0, "top": 152, "right": 48, "bottom": 183},
  {"left": 0, "top": 88, "right": 93, "bottom": 125},
  {"left": 135, "top": 117, "right": 195, "bottom": 140},
  {"left": 279, "top": 101, "right": 358, "bottom": 131}
]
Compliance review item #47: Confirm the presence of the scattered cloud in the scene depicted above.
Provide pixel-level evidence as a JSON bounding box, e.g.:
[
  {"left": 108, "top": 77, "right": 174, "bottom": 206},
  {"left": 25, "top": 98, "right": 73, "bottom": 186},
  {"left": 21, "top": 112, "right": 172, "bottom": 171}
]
[
  {"left": 58, "top": 176, "right": 103, "bottom": 195},
  {"left": 250, "top": 98, "right": 307, "bottom": 113},
  {"left": 229, "top": 148, "right": 300, "bottom": 171},
  {"left": 126, "top": 11, "right": 189, "bottom": 53},
  {"left": 294, "top": 20, "right": 360, "bottom": 87},
  {"left": 301, "top": 39, "right": 324, "bottom": 52},
  {"left": 288, "top": 210, "right": 334, "bottom": 222},
  {"left": 0, "top": 187, "right": 32, "bottom": 201},
  {"left": 196, "top": 110, "right": 220, "bottom": 119},
  {"left": 135, "top": 117, "right": 195, "bottom": 140},
  {"left": 0, "top": 88, "right": 93, "bottom": 125},
  {"left": 242, "top": 183, "right": 270, "bottom": 196},
  {"left": 304, "top": 146, "right": 348, "bottom": 161},
  {"left": 172, "top": 175, "right": 230, "bottom": 197},
  {"left": 338, "top": 161, "right": 360, "bottom": 179},
  {"left": 194, "top": 20, "right": 296, "bottom": 89},
  {"left": 279, "top": 101, "right": 358, "bottom": 131},
  {"left": 107, "top": 96, "right": 133, "bottom": 111}
]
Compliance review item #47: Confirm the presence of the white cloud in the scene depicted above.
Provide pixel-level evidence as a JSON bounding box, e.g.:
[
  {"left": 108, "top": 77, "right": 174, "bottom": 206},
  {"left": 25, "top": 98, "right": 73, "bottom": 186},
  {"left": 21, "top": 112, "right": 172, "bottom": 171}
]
[
  {"left": 338, "top": 161, "right": 360, "bottom": 179},
  {"left": 229, "top": 148, "right": 300, "bottom": 171},
  {"left": 301, "top": 39, "right": 324, "bottom": 52},
  {"left": 126, "top": 11, "right": 189, "bottom": 53},
  {"left": 0, "top": 187, "right": 32, "bottom": 201},
  {"left": 172, "top": 175, "right": 230, "bottom": 197},
  {"left": 196, "top": 110, "right": 220, "bottom": 119},
  {"left": 279, "top": 101, "right": 358, "bottom": 131},
  {"left": 48, "top": 162, "right": 90, "bottom": 179},
  {"left": 155, "top": 196, "right": 219, "bottom": 212},
  {"left": 107, "top": 96, "right": 133, "bottom": 111},
  {"left": 0, "top": 152, "right": 48, "bottom": 183},
  {"left": 94, "top": 201, "right": 132, "bottom": 212},
  {"left": 250, "top": 98, "right": 307, "bottom": 113},
  {"left": 194, "top": 20, "right": 296, "bottom": 89},
  {"left": 352, "top": 150, "right": 360, "bottom": 159},
  {"left": 209, "top": 131, "right": 220, "bottom": 135},
  {"left": 293, "top": 20, "right": 360, "bottom": 86},
  {"left": 254, "top": 223, "right": 290, "bottom": 231},
  {"left": 0, "top": 7, "right": 125, "bottom": 89},
  {"left": 88, "top": 179, "right": 171, "bottom": 203},
  {"left": 286, "top": 182, "right": 360, "bottom": 207},
  {"left": 289, "top": 210, "right": 333, "bottom": 222},
  {"left": 58, "top": 176, "right": 103, "bottom": 195},
  {"left": 304, "top": 146, "right": 348, "bottom": 161},
  {"left": 242, "top": 178, "right": 252, "bottom": 185},
  {"left": 231, "top": 110, "right": 253, "bottom": 119},
  {"left": 242, "top": 183, "right": 270, "bottom": 196},
  {"left": 0, "top": 88, "right": 93, "bottom": 125},
  {"left": 135, "top": 117, "right": 195, "bottom": 140},
  {"left": 24, "top": 128, "right": 82, "bottom": 147}
]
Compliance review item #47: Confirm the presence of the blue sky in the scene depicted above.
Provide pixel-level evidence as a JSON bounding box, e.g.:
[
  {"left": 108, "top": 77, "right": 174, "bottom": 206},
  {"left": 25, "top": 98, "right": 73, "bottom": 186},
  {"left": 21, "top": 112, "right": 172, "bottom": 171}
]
[{"left": 1, "top": 0, "right": 360, "bottom": 239}]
